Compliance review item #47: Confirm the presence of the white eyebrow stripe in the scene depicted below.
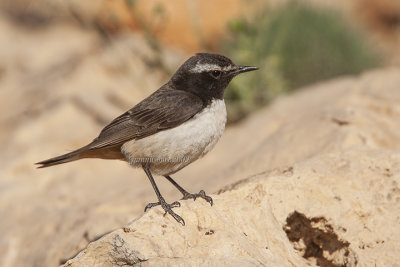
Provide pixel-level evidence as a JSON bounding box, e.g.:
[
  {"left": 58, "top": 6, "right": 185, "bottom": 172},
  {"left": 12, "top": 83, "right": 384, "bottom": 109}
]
[
  {"left": 190, "top": 63, "right": 221, "bottom": 73},
  {"left": 223, "top": 65, "right": 237, "bottom": 71},
  {"left": 190, "top": 63, "right": 237, "bottom": 73}
]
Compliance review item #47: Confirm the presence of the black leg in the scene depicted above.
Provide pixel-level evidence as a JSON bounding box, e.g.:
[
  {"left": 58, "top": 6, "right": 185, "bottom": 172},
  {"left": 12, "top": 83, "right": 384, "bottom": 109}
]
[
  {"left": 142, "top": 167, "right": 185, "bottom": 225},
  {"left": 164, "top": 175, "right": 213, "bottom": 206}
]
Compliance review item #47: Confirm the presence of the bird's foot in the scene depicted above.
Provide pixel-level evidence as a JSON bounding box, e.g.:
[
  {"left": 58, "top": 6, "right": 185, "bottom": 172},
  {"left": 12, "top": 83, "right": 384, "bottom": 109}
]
[
  {"left": 144, "top": 200, "right": 184, "bottom": 225},
  {"left": 182, "top": 190, "right": 213, "bottom": 206}
]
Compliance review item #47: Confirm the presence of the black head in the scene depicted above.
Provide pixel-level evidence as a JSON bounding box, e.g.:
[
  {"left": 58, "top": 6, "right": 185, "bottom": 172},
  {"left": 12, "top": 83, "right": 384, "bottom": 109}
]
[{"left": 170, "top": 53, "right": 258, "bottom": 104}]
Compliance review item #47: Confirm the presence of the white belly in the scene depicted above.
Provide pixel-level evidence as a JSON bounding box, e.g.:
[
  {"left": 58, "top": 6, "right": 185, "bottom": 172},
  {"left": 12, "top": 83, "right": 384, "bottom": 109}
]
[{"left": 121, "top": 99, "right": 227, "bottom": 176}]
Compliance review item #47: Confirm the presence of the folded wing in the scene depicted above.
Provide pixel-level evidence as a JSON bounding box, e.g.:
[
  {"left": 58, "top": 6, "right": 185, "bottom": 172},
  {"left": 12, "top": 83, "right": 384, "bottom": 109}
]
[{"left": 36, "top": 86, "right": 203, "bottom": 168}]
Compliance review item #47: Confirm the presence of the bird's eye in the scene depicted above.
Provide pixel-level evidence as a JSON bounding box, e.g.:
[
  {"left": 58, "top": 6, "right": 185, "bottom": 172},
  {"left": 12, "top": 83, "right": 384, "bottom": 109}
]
[{"left": 210, "top": 70, "right": 221, "bottom": 79}]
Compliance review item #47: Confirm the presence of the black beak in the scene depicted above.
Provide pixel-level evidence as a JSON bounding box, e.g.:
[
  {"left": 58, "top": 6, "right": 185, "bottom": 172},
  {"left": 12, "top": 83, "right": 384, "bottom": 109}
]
[{"left": 233, "top": 65, "right": 259, "bottom": 75}]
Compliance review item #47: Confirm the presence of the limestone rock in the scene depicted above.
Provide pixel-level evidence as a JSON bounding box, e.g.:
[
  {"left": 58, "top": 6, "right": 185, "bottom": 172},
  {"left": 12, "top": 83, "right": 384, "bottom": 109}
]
[
  {"left": 63, "top": 148, "right": 399, "bottom": 266},
  {"left": 62, "top": 68, "right": 400, "bottom": 266}
]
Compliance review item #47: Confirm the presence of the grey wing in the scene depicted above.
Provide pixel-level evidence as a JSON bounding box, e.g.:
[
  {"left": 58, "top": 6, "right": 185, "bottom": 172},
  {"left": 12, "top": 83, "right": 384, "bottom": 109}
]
[{"left": 86, "top": 88, "right": 204, "bottom": 150}]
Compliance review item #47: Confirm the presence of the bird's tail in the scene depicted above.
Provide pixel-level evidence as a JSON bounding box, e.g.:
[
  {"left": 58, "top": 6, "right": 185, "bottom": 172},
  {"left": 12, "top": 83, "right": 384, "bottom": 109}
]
[
  {"left": 36, "top": 143, "right": 124, "bottom": 168},
  {"left": 36, "top": 148, "right": 86, "bottom": 168}
]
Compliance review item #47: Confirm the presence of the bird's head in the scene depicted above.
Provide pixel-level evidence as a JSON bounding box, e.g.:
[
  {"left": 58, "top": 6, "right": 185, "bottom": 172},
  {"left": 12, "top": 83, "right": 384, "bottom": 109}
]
[{"left": 170, "top": 53, "right": 258, "bottom": 104}]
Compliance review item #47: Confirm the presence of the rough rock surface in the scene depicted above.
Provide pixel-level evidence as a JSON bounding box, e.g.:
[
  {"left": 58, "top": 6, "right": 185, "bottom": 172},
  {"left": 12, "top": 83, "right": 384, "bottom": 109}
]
[
  {"left": 1, "top": 13, "right": 400, "bottom": 267},
  {"left": 64, "top": 148, "right": 399, "bottom": 267},
  {"left": 62, "top": 68, "right": 400, "bottom": 266}
]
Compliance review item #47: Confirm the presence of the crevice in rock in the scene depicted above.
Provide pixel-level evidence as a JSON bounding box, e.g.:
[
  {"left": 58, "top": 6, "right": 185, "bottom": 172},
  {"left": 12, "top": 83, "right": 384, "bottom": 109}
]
[
  {"left": 283, "top": 211, "right": 357, "bottom": 267},
  {"left": 331, "top": 117, "right": 350, "bottom": 126}
]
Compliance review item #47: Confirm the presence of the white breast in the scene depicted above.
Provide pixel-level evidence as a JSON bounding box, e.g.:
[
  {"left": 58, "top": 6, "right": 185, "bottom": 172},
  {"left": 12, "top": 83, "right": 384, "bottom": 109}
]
[{"left": 121, "top": 99, "right": 227, "bottom": 176}]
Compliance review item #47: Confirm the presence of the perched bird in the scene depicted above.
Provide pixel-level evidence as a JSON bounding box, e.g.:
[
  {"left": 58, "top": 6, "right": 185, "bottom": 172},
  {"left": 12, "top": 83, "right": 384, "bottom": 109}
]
[{"left": 37, "top": 53, "right": 258, "bottom": 225}]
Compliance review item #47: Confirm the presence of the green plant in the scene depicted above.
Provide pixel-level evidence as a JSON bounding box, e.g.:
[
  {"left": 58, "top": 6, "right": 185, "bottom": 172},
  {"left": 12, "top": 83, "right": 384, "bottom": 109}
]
[{"left": 223, "top": 3, "right": 380, "bottom": 123}]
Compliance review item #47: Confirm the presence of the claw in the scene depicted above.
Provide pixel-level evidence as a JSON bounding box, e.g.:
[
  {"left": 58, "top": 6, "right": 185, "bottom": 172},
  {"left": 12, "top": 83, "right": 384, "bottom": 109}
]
[
  {"left": 144, "top": 202, "right": 161, "bottom": 212},
  {"left": 182, "top": 190, "right": 213, "bottom": 206},
  {"left": 144, "top": 200, "right": 184, "bottom": 225},
  {"left": 171, "top": 201, "right": 181, "bottom": 208},
  {"left": 163, "top": 207, "right": 185, "bottom": 226}
]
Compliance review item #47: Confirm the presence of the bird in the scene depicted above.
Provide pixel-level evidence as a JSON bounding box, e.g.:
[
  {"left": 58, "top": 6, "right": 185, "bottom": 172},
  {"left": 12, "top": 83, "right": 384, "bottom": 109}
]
[{"left": 36, "top": 53, "right": 258, "bottom": 225}]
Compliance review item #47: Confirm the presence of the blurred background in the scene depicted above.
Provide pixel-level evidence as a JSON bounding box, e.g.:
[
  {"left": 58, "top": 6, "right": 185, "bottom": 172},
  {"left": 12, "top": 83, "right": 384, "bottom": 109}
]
[{"left": 0, "top": 0, "right": 399, "bottom": 266}]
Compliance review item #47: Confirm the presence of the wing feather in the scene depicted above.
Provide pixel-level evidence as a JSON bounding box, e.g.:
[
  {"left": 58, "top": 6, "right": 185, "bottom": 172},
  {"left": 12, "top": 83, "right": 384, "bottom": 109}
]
[{"left": 86, "top": 87, "right": 203, "bottom": 150}]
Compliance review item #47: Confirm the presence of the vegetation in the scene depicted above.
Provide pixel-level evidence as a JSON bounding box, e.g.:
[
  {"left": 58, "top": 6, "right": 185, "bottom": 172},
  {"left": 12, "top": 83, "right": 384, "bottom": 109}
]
[{"left": 223, "top": 3, "right": 381, "bottom": 123}]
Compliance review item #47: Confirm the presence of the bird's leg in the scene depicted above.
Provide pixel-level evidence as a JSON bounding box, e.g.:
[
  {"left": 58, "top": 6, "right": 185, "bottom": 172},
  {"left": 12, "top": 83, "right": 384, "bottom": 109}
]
[
  {"left": 142, "top": 167, "right": 185, "bottom": 225},
  {"left": 164, "top": 175, "right": 213, "bottom": 206}
]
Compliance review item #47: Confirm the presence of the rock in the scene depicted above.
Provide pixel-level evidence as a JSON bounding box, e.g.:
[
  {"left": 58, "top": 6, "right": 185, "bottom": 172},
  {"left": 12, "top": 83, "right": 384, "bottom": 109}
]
[
  {"left": 59, "top": 68, "right": 400, "bottom": 266},
  {"left": 63, "top": 148, "right": 398, "bottom": 266},
  {"left": 63, "top": 178, "right": 308, "bottom": 266}
]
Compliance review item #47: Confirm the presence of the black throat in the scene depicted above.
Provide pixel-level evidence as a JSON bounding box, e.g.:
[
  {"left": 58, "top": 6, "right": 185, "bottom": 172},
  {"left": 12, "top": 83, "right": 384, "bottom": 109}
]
[
  {"left": 170, "top": 74, "right": 230, "bottom": 106},
  {"left": 168, "top": 53, "right": 241, "bottom": 106}
]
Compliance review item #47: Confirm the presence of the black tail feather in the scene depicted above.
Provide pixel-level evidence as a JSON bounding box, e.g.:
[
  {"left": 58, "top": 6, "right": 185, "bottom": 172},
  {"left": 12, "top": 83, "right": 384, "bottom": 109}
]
[{"left": 36, "top": 149, "right": 83, "bottom": 168}]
